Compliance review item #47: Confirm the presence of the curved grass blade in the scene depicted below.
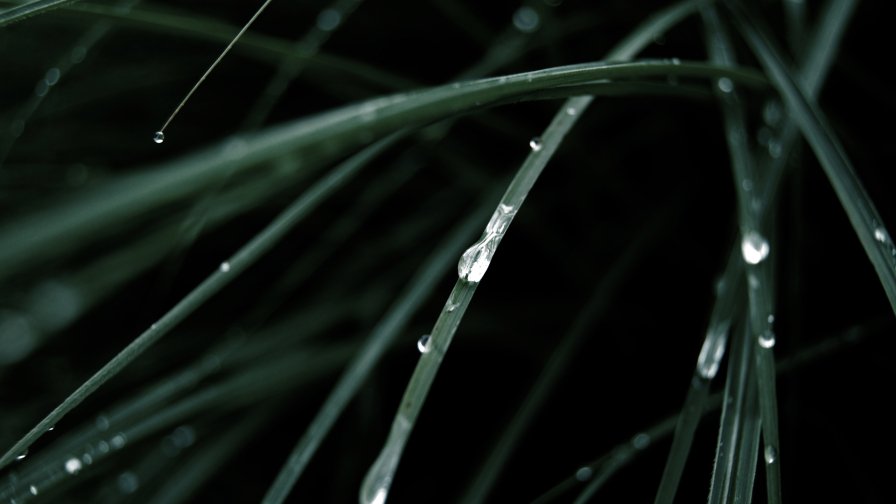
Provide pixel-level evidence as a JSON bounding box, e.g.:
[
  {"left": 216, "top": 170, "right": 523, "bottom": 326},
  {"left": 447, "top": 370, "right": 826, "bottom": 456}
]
[
  {"left": 0, "top": 0, "right": 80, "bottom": 26},
  {"left": 357, "top": 2, "right": 712, "bottom": 502}
]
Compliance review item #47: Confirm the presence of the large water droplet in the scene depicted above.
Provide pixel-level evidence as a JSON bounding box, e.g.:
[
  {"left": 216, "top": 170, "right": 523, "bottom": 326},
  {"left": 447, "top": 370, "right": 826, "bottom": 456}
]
[
  {"left": 416, "top": 334, "right": 431, "bottom": 354},
  {"left": 65, "top": 457, "right": 83, "bottom": 475},
  {"left": 457, "top": 205, "right": 516, "bottom": 283},
  {"left": 153, "top": 131, "right": 165, "bottom": 144},
  {"left": 529, "top": 137, "right": 543, "bottom": 152},
  {"left": 717, "top": 77, "right": 734, "bottom": 93},
  {"left": 512, "top": 7, "right": 540, "bottom": 33},
  {"left": 759, "top": 330, "right": 776, "bottom": 349},
  {"left": 741, "top": 231, "right": 770, "bottom": 265},
  {"left": 764, "top": 445, "right": 778, "bottom": 464}
]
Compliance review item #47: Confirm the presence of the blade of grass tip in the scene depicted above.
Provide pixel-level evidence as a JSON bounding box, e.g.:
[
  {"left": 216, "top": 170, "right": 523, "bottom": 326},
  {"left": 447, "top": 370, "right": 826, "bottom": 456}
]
[
  {"left": 242, "top": 0, "right": 365, "bottom": 130},
  {"left": 654, "top": 245, "right": 744, "bottom": 503},
  {"left": 358, "top": 2, "right": 711, "bottom": 503},
  {"left": 725, "top": 1, "right": 896, "bottom": 315},
  {"left": 259, "top": 190, "right": 498, "bottom": 504},
  {"left": 0, "top": 0, "right": 80, "bottom": 26},
  {"left": 154, "top": 0, "right": 274, "bottom": 143},
  {"left": 705, "top": 6, "right": 782, "bottom": 503},
  {"left": 463, "top": 202, "right": 680, "bottom": 504},
  {"left": 0, "top": 133, "right": 403, "bottom": 471},
  {"left": 534, "top": 320, "right": 881, "bottom": 503}
]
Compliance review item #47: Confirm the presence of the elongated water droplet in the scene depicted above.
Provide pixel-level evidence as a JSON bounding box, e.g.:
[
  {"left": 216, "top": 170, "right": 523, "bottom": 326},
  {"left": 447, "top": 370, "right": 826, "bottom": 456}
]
[
  {"left": 697, "top": 321, "right": 729, "bottom": 380},
  {"left": 29, "top": 485, "right": 38, "bottom": 496},
  {"left": 759, "top": 330, "right": 776, "bottom": 349},
  {"left": 457, "top": 205, "right": 516, "bottom": 283},
  {"left": 416, "top": 334, "right": 431, "bottom": 354},
  {"left": 717, "top": 77, "right": 734, "bottom": 93},
  {"left": 219, "top": 262, "right": 231, "bottom": 273},
  {"left": 153, "top": 131, "right": 165, "bottom": 144},
  {"left": 65, "top": 457, "right": 83, "bottom": 475},
  {"left": 741, "top": 230, "right": 770, "bottom": 265},
  {"left": 764, "top": 445, "right": 778, "bottom": 464},
  {"left": 360, "top": 416, "right": 412, "bottom": 504},
  {"left": 529, "top": 137, "right": 543, "bottom": 152}
]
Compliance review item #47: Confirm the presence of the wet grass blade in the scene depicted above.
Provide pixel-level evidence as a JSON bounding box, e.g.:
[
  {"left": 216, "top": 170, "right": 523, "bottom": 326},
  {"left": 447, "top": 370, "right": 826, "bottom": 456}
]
[{"left": 0, "top": 0, "right": 80, "bottom": 26}]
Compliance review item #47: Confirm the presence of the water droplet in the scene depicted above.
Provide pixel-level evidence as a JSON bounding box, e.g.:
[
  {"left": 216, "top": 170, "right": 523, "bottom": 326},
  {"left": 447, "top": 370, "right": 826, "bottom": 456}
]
[
  {"left": 416, "top": 334, "right": 431, "bottom": 354},
  {"left": 445, "top": 300, "right": 458, "bottom": 312},
  {"left": 632, "top": 432, "right": 651, "bottom": 449},
  {"left": 759, "top": 330, "right": 776, "bottom": 349},
  {"left": 219, "top": 262, "right": 231, "bottom": 273},
  {"left": 697, "top": 321, "right": 729, "bottom": 380},
  {"left": 15, "top": 451, "right": 28, "bottom": 461},
  {"left": 748, "top": 273, "right": 760, "bottom": 290},
  {"left": 512, "top": 7, "right": 540, "bottom": 33},
  {"left": 47, "top": 426, "right": 54, "bottom": 432},
  {"left": 45, "top": 68, "right": 61, "bottom": 86},
  {"left": 458, "top": 205, "right": 516, "bottom": 283},
  {"left": 767, "top": 314, "right": 775, "bottom": 325},
  {"left": 65, "top": 457, "right": 82, "bottom": 475},
  {"left": 82, "top": 453, "right": 93, "bottom": 465},
  {"left": 70, "top": 46, "right": 87, "bottom": 64},
  {"left": 97, "top": 441, "right": 110, "bottom": 453},
  {"left": 566, "top": 107, "right": 576, "bottom": 116},
  {"left": 717, "top": 77, "right": 734, "bottom": 93},
  {"left": 360, "top": 416, "right": 411, "bottom": 504},
  {"left": 529, "top": 137, "right": 543, "bottom": 152},
  {"left": 741, "top": 230, "right": 770, "bottom": 265},
  {"left": 111, "top": 433, "right": 127, "bottom": 449},
  {"left": 153, "top": 131, "right": 165, "bottom": 144},
  {"left": 874, "top": 227, "right": 888, "bottom": 243},
  {"left": 768, "top": 140, "right": 782, "bottom": 158},
  {"left": 118, "top": 471, "right": 139, "bottom": 494},
  {"left": 316, "top": 8, "right": 342, "bottom": 31},
  {"left": 29, "top": 485, "right": 38, "bottom": 496},
  {"left": 575, "top": 466, "right": 593, "bottom": 481},
  {"left": 670, "top": 58, "right": 681, "bottom": 65},
  {"left": 764, "top": 445, "right": 777, "bottom": 464},
  {"left": 763, "top": 101, "right": 782, "bottom": 126}
]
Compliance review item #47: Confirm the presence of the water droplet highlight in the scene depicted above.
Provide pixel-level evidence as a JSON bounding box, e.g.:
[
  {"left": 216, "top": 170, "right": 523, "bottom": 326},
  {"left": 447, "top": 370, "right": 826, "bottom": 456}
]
[
  {"left": 29, "top": 485, "right": 38, "bottom": 496},
  {"left": 575, "top": 466, "right": 593, "bottom": 481},
  {"left": 219, "top": 262, "right": 231, "bottom": 273},
  {"left": 741, "top": 230, "right": 770, "bottom": 265},
  {"left": 111, "top": 433, "right": 127, "bottom": 449},
  {"left": 153, "top": 131, "right": 165, "bottom": 144},
  {"left": 764, "top": 445, "right": 777, "bottom": 464},
  {"left": 759, "top": 330, "right": 776, "bottom": 349},
  {"left": 767, "top": 314, "right": 775, "bottom": 325},
  {"left": 717, "top": 77, "right": 734, "bottom": 93},
  {"left": 529, "top": 137, "right": 543, "bottom": 152},
  {"left": 874, "top": 227, "right": 888, "bottom": 243},
  {"left": 316, "top": 8, "right": 342, "bottom": 31},
  {"left": 65, "top": 457, "right": 82, "bottom": 475},
  {"left": 632, "top": 432, "right": 651, "bottom": 449},
  {"left": 15, "top": 451, "right": 28, "bottom": 461},
  {"left": 457, "top": 204, "right": 517, "bottom": 283},
  {"left": 416, "top": 334, "right": 431, "bottom": 354},
  {"left": 566, "top": 107, "right": 577, "bottom": 116},
  {"left": 697, "top": 321, "right": 729, "bottom": 380},
  {"left": 512, "top": 6, "right": 540, "bottom": 33}
]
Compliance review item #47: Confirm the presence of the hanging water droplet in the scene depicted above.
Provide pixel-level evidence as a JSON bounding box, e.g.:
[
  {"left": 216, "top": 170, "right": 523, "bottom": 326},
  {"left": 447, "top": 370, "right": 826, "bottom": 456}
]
[
  {"left": 632, "top": 432, "right": 651, "bottom": 449},
  {"left": 219, "top": 262, "right": 231, "bottom": 273},
  {"left": 874, "top": 227, "right": 888, "bottom": 243},
  {"left": 759, "top": 330, "right": 776, "bottom": 349},
  {"left": 575, "top": 466, "right": 593, "bottom": 481},
  {"left": 360, "top": 416, "right": 411, "bottom": 504},
  {"left": 316, "top": 8, "right": 342, "bottom": 31},
  {"left": 717, "top": 77, "right": 734, "bottom": 93},
  {"left": 65, "top": 457, "right": 83, "bottom": 475},
  {"left": 529, "top": 137, "right": 543, "bottom": 152},
  {"left": 15, "top": 450, "right": 28, "bottom": 461},
  {"left": 764, "top": 445, "right": 778, "bottom": 464},
  {"left": 416, "top": 334, "right": 431, "bottom": 354},
  {"left": 741, "top": 230, "right": 770, "bottom": 265},
  {"left": 458, "top": 205, "right": 516, "bottom": 283},
  {"left": 153, "top": 131, "right": 165, "bottom": 144},
  {"left": 512, "top": 7, "right": 540, "bottom": 33},
  {"left": 29, "top": 485, "right": 38, "bottom": 496}
]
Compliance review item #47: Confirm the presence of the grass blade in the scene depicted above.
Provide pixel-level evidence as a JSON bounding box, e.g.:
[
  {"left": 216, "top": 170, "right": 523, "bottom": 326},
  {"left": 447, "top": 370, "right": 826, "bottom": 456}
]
[{"left": 0, "top": 0, "right": 79, "bottom": 26}]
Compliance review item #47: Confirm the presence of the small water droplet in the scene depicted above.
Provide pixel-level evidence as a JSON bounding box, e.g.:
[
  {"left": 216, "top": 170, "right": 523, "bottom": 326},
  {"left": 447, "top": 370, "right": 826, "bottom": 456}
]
[
  {"left": 219, "top": 262, "right": 231, "bottom": 273},
  {"left": 417, "top": 334, "right": 431, "bottom": 354},
  {"left": 15, "top": 451, "right": 28, "bottom": 461},
  {"left": 767, "top": 314, "right": 775, "bottom": 325},
  {"left": 697, "top": 321, "right": 729, "bottom": 380},
  {"left": 768, "top": 140, "right": 782, "bottom": 158},
  {"left": 45, "top": 68, "right": 61, "bottom": 86},
  {"left": 118, "top": 471, "right": 139, "bottom": 494},
  {"left": 512, "top": 6, "right": 540, "bottom": 33},
  {"left": 29, "top": 485, "right": 38, "bottom": 496},
  {"left": 47, "top": 426, "right": 54, "bottom": 432},
  {"left": 874, "top": 227, "right": 888, "bottom": 243},
  {"left": 111, "top": 433, "right": 127, "bottom": 449},
  {"left": 575, "top": 466, "right": 593, "bottom": 481},
  {"left": 529, "top": 137, "right": 543, "bottom": 151},
  {"left": 316, "top": 8, "right": 342, "bottom": 31},
  {"left": 65, "top": 457, "right": 82, "bottom": 475},
  {"left": 759, "top": 330, "right": 776, "bottom": 349},
  {"left": 82, "top": 453, "right": 93, "bottom": 465},
  {"left": 153, "top": 131, "right": 165, "bottom": 144},
  {"left": 741, "top": 230, "right": 770, "bottom": 265},
  {"left": 97, "top": 441, "right": 110, "bottom": 453},
  {"left": 632, "top": 432, "right": 651, "bottom": 449},
  {"left": 764, "top": 445, "right": 778, "bottom": 464},
  {"left": 717, "top": 77, "right": 734, "bottom": 93}
]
